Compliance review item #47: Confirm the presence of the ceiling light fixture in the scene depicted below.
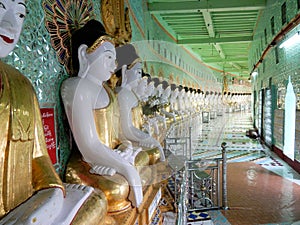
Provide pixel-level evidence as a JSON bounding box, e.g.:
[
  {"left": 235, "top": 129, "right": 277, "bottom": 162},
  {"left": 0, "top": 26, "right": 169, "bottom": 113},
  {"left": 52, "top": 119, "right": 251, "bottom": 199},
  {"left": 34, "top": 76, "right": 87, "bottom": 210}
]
[{"left": 251, "top": 71, "right": 258, "bottom": 77}]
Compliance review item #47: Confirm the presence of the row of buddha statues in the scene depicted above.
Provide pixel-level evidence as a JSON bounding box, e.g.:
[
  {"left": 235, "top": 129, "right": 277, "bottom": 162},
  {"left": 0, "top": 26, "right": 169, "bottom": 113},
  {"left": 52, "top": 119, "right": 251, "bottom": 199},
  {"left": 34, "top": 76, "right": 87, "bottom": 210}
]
[
  {"left": 0, "top": 2, "right": 251, "bottom": 223},
  {"left": 131, "top": 78, "right": 252, "bottom": 131}
]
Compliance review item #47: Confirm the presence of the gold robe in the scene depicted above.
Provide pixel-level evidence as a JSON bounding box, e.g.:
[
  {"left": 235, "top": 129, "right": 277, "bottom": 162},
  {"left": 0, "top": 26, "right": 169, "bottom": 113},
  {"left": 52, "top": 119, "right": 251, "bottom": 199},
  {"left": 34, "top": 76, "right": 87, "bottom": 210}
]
[
  {"left": 0, "top": 61, "right": 63, "bottom": 218},
  {"left": 131, "top": 103, "right": 144, "bottom": 130},
  {"left": 94, "top": 83, "right": 122, "bottom": 149}
]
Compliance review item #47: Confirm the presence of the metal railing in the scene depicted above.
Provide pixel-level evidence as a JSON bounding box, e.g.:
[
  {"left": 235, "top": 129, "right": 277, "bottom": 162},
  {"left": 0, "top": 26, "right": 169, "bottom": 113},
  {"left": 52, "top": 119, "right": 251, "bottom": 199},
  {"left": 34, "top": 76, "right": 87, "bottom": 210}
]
[{"left": 164, "top": 115, "right": 228, "bottom": 224}]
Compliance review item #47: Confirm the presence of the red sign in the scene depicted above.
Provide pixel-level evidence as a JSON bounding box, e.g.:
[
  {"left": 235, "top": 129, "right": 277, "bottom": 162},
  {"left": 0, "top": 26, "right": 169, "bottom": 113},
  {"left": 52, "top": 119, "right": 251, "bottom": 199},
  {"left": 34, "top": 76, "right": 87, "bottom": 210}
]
[{"left": 41, "top": 108, "right": 57, "bottom": 164}]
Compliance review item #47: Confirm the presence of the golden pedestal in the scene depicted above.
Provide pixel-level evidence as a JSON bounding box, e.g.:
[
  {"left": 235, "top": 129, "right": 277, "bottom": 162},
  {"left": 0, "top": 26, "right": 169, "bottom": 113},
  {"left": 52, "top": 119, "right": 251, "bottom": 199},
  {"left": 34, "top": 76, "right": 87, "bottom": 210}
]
[
  {"left": 111, "top": 184, "right": 163, "bottom": 225},
  {"left": 110, "top": 163, "right": 176, "bottom": 225}
]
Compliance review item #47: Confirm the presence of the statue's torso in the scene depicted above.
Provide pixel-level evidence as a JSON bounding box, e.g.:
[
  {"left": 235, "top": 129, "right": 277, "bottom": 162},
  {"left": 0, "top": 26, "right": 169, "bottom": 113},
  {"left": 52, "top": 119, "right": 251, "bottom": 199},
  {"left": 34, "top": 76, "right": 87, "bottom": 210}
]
[
  {"left": 93, "top": 83, "right": 121, "bottom": 149},
  {"left": 0, "top": 61, "right": 62, "bottom": 218}
]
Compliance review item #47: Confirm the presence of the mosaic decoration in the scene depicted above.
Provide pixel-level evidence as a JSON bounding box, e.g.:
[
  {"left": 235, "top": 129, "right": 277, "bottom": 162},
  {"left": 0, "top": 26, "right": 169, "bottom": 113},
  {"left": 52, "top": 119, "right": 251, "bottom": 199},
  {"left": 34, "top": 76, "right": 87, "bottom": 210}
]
[
  {"left": 2, "top": 1, "right": 74, "bottom": 176},
  {"left": 43, "top": 0, "right": 95, "bottom": 75},
  {"left": 4, "top": 1, "right": 62, "bottom": 103}
]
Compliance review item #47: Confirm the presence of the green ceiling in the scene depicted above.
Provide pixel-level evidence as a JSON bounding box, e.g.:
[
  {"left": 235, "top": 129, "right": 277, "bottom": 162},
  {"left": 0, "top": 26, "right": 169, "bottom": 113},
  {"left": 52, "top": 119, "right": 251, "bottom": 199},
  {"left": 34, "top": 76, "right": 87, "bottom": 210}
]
[{"left": 148, "top": 0, "right": 266, "bottom": 80}]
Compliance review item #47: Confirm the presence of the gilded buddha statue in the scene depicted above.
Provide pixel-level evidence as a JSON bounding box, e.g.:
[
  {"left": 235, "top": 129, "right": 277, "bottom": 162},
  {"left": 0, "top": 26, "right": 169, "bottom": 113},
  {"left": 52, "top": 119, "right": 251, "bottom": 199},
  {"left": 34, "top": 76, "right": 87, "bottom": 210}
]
[
  {"left": 61, "top": 20, "right": 153, "bottom": 213},
  {"left": 169, "top": 84, "right": 180, "bottom": 117},
  {"left": 0, "top": 1, "right": 107, "bottom": 224}
]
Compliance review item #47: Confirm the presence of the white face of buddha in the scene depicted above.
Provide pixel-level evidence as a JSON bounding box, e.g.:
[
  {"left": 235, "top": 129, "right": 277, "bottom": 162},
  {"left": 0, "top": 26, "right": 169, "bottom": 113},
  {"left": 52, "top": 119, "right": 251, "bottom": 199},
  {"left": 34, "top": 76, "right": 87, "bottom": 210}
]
[
  {"left": 125, "top": 62, "right": 142, "bottom": 89},
  {"left": 162, "top": 86, "right": 171, "bottom": 99},
  {"left": 155, "top": 84, "right": 163, "bottom": 97},
  {"left": 171, "top": 88, "right": 179, "bottom": 100},
  {"left": 0, "top": 0, "right": 26, "bottom": 58},
  {"left": 88, "top": 41, "right": 116, "bottom": 82},
  {"left": 145, "top": 82, "right": 155, "bottom": 97},
  {"left": 133, "top": 77, "right": 147, "bottom": 99}
]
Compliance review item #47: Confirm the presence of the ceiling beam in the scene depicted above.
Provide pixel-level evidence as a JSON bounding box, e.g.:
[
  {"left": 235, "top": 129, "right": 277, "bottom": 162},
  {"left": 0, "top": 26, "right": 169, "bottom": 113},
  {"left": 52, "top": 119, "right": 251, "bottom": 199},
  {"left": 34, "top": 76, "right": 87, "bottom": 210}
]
[
  {"left": 178, "top": 36, "right": 253, "bottom": 44},
  {"left": 201, "top": 57, "right": 248, "bottom": 63},
  {"left": 229, "top": 62, "right": 242, "bottom": 70},
  {"left": 148, "top": 0, "right": 266, "bottom": 14},
  {"left": 222, "top": 67, "right": 245, "bottom": 72},
  {"left": 202, "top": 10, "right": 227, "bottom": 62},
  {"left": 202, "top": 11, "right": 214, "bottom": 37},
  {"left": 214, "top": 44, "right": 225, "bottom": 59}
]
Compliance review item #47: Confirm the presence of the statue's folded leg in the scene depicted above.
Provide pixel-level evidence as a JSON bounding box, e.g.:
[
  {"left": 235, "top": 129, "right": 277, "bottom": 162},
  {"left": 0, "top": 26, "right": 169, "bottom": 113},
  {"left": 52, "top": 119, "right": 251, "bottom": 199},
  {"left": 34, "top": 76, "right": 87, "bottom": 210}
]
[
  {"left": 0, "top": 184, "right": 108, "bottom": 225},
  {"left": 0, "top": 188, "right": 64, "bottom": 225},
  {"left": 71, "top": 187, "right": 109, "bottom": 225},
  {"left": 66, "top": 152, "right": 132, "bottom": 213},
  {"left": 53, "top": 183, "right": 105, "bottom": 225}
]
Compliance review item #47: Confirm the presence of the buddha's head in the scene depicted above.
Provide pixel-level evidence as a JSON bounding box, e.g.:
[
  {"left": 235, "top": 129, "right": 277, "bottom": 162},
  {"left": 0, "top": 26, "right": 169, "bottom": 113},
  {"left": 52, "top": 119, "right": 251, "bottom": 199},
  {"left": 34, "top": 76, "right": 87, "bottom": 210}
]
[
  {"left": 170, "top": 84, "right": 179, "bottom": 100},
  {"left": 145, "top": 81, "right": 155, "bottom": 98},
  {"left": 115, "top": 44, "right": 142, "bottom": 89},
  {"left": 155, "top": 84, "right": 163, "bottom": 97},
  {"left": 163, "top": 86, "right": 171, "bottom": 99},
  {"left": 161, "top": 81, "right": 170, "bottom": 99},
  {"left": 0, "top": 0, "right": 26, "bottom": 58},
  {"left": 71, "top": 19, "right": 116, "bottom": 79}
]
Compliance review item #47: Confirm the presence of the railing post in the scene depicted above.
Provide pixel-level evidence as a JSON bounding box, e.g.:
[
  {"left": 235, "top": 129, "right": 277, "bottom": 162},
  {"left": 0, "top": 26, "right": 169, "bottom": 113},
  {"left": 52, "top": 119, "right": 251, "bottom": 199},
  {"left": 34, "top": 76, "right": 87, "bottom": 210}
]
[
  {"left": 221, "top": 142, "right": 229, "bottom": 210},
  {"left": 189, "top": 126, "right": 192, "bottom": 160}
]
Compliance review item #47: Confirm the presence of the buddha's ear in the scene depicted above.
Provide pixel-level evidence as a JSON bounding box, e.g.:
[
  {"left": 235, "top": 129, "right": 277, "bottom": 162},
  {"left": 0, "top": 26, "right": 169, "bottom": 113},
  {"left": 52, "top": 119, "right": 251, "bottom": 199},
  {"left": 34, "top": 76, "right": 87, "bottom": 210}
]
[
  {"left": 78, "top": 44, "right": 89, "bottom": 78},
  {"left": 121, "top": 65, "right": 128, "bottom": 87}
]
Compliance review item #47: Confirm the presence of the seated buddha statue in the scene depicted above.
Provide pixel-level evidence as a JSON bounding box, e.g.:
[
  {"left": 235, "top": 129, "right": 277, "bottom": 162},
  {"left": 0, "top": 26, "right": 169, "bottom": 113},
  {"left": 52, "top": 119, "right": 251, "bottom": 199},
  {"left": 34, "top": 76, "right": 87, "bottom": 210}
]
[
  {"left": 115, "top": 44, "right": 165, "bottom": 163},
  {"left": 0, "top": 3, "right": 107, "bottom": 225},
  {"left": 199, "top": 90, "right": 205, "bottom": 109},
  {"left": 190, "top": 89, "right": 197, "bottom": 114},
  {"left": 160, "top": 81, "right": 171, "bottom": 104},
  {"left": 140, "top": 79, "right": 156, "bottom": 136},
  {"left": 130, "top": 76, "right": 148, "bottom": 130},
  {"left": 195, "top": 89, "right": 202, "bottom": 112},
  {"left": 144, "top": 80, "right": 156, "bottom": 102},
  {"left": 61, "top": 20, "right": 145, "bottom": 212},
  {"left": 176, "top": 87, "right": 187, "bottom": 118},
  {"left": 183, "top": 87, "right": 192, "bottom": 115},
  {"left": 170, "top": 85, "right": 179, "bottom": 109},
  {"left": 147, "top": 80, "right": 169, "bottom": 139},
  {"left": 158, "top": 81, "right": 174, "bottom": 125},
  {"left": 134, "top": 76, "right": 148, "bottom": 103},
  {"left": 163, "top": 84, "right": 179, "bottom": 122}
]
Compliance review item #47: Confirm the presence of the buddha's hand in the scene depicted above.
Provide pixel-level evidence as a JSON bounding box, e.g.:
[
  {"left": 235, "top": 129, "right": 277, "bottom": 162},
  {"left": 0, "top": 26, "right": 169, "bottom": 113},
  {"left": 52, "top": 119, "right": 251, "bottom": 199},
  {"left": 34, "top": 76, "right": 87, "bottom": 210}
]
[
  {"left": 114, "top": 146, "right": 142, "bottom": 165},
  {"left": 138, "top": 140, "right": 165, "bottom": 161},
  {"left": 64, "top": 183, "right": 94, "bottom": 192},
  {"left": 90, "top": 165, "right": 116, "bottom": 176},
  {"left": 138, "top": 141, "right": 154, "bottom": 149},
  {"left": 157, "top": 144, "right": 165, "bottom": 161}
]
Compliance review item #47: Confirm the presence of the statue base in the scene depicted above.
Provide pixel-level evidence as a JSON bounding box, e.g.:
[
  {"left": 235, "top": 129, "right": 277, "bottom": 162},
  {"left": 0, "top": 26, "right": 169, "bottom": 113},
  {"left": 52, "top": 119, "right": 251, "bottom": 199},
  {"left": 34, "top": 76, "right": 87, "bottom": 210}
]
[{"left": 110, "top": 184, "right": 163, "bottom": 225}]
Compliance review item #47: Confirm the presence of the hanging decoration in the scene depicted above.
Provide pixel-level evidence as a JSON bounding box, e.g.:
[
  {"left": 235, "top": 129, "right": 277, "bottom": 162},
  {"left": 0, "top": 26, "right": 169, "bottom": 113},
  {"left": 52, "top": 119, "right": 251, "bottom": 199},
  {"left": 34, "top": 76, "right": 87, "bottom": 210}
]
[{"left": 43, "top": 0, "right": 95, "bottom": 75}]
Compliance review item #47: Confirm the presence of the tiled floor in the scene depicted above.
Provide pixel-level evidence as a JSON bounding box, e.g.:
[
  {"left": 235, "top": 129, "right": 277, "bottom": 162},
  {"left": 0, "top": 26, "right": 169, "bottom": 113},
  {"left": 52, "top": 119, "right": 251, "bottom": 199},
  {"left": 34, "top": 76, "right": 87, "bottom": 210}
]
[{"left": 163, "top": 111, "right": 300, "bottom": 225}]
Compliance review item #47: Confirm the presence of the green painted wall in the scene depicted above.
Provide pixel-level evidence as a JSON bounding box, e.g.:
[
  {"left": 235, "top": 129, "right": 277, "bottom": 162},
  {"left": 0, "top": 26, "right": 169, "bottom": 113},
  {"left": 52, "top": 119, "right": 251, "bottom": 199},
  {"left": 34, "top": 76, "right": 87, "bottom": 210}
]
[{"left": 249, "top": 0, "right": 300, "bottom": 161}]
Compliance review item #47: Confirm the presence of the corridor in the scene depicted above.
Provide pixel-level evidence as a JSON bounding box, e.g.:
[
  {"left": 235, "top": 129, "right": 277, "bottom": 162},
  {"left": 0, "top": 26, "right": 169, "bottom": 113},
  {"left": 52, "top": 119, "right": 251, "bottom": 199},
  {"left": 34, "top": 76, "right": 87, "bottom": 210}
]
[{"left": 164, "top": 111, "right": 300, "bottom": 225}]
